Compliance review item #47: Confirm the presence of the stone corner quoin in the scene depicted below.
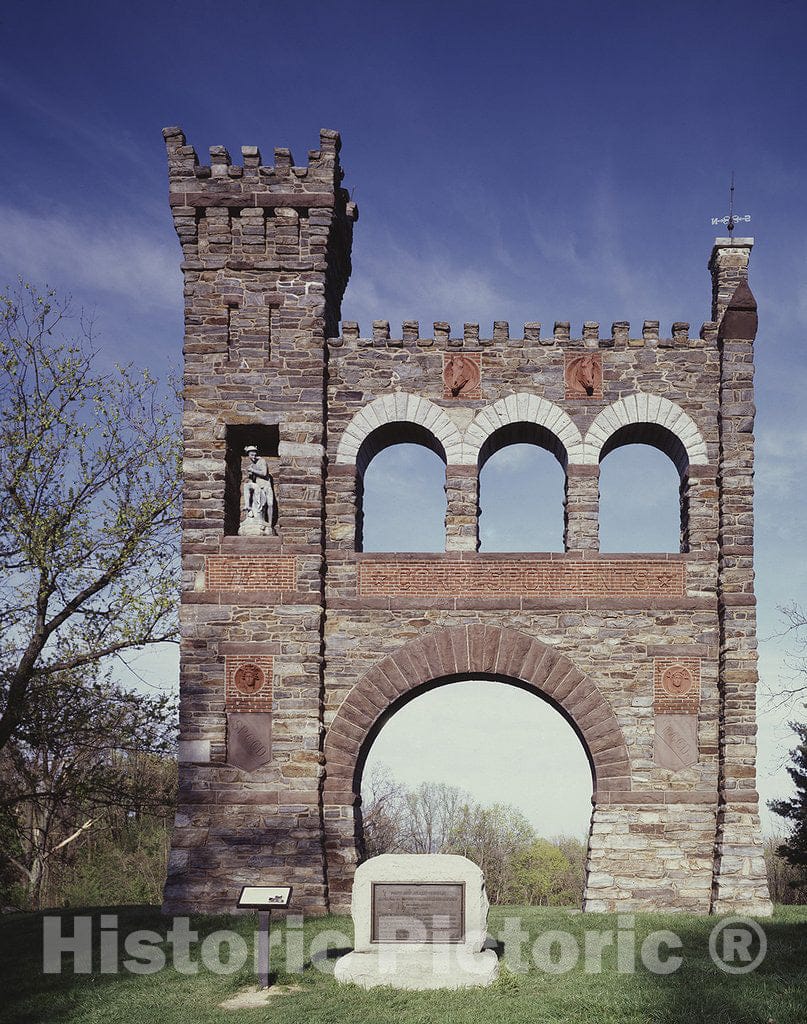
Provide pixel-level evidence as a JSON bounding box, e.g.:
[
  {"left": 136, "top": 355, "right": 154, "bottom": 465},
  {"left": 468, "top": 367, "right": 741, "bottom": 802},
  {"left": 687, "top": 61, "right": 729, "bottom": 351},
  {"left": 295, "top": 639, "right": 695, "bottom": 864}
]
[{"left": 162, "top": 123, "right": 772, "bottom": 920}]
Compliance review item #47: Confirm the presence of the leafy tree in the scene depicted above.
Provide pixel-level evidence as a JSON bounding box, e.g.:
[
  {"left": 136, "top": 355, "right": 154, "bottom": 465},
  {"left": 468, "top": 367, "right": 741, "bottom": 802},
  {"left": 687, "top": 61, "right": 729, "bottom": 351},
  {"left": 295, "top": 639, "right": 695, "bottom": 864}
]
[
  {"left": 0, "top": 669, "right": 176, "bottom": 908},
  {"left": 763, "top": 835, "right": 807, "bottom": 905},
  {"left": 402, "top": 782, "right": 468, "bottom": 854},
  {"left": 0, "top": 283, "right": 181, "bottom": 753},
  {"left": 446, "top": 801, "right": 535, "bottom": 903},
  {"left": 552, "top": 834, "right": 587, "bottom": 904},
  {"left": 54, "top": 794, "right": 175, "bottom": 908},
  {"left": 361, "top": 769, "right": 472, "bottom": 857},
  {"left": 507, "top": 838, "right": 571, "bottom": 906},
  {"left": 361, "top": 763, "right": 408, "bottom": 858},
  {"left": 769, "top": 720, "right": 807, "bottom": 887}
]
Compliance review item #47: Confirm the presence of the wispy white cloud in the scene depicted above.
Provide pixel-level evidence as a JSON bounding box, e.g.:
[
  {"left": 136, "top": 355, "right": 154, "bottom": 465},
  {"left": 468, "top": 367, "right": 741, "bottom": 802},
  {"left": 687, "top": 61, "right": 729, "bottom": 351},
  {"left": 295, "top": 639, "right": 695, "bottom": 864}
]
[
  {"left": 0, "top": 74, "right": 159, "bottom": 179},
  {"left": 344, "top": 226, "right": 511, "bottom": 334},
  {"left": 524, "top": 177, "right": 671, "bottom": 321},
  {"left": 0, "top": 204, "right": 180, "bottom": 311}
]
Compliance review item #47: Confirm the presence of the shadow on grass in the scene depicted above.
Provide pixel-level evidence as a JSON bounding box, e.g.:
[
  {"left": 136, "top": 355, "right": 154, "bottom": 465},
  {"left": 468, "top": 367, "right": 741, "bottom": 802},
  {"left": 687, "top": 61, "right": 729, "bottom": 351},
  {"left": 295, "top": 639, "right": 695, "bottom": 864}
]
[{"left": 0, "top": 905, "right": 267, "bottom": 1024}]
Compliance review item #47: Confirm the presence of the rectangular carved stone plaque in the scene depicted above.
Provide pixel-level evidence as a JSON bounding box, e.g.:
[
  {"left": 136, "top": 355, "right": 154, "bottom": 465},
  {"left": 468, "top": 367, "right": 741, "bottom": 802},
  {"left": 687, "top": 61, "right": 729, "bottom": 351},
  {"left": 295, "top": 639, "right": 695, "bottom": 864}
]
[
  {"left": 358, "top": 560, "right": 685, "bottom": 599},
  {"left": 654, "top": 713, "right": 698, "bottom": 771},
  {"left": 371, "top": 882, "right": 465, "bottom": 943},
  {"left": 226, "top": 712, "right": 272, "bottom": 772}
]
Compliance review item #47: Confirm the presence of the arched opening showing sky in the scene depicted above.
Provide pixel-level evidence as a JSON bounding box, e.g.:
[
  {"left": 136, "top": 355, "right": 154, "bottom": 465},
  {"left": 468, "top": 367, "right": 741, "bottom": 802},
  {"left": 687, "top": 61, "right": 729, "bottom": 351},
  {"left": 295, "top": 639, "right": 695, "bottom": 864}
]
[
  {"left": 361, "top": 443, "right": 446, "bottom": 552},
  {"left": 479, "top": 444, "right": 565, "bottom": 551},
  {"left": 361, "top": 679, "right": 593, "bottom": 840},
  {"left": 599, "top": 444, "right": 681, "bottom": 552}
]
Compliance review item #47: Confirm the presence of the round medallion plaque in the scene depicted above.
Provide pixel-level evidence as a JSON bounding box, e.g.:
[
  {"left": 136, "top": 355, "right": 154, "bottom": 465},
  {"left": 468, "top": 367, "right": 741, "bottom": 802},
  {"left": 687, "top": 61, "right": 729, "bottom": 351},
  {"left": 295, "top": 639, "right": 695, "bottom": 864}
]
[
  {"left": 233, "top": 663, "right": 266, "bottom": 695},
  {"left": 661, "top": 665, "right": 694, "bottom": 697}
]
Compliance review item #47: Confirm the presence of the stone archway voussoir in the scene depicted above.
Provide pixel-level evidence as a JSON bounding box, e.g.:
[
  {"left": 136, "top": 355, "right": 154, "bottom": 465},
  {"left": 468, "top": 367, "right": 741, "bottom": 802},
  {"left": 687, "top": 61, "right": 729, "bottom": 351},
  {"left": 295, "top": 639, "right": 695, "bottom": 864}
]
[
  {"left": 560, "top": 680, "right": 597, "bottom": 722},
  {"left": 449, "top": 626, "right": 472, "bottom": 674},
  {"left": 328, "top": 717, "right": 366, "bottom": 748},
  {"left": 376, "top": 657, "right": 411, "bottom": 696},
  {"left": 362, "top": 666, "right": 401, "bottom": 704},
  {"left": 518, "top": 642, "right": 557, "bottom": 688},
  {"left": 397, "top": 638, "right": 440, "bottom": 686},
  {"left": 495, "top": 630, "right": 535, "bottom": 680},
  {"left": 325, "top": 626, "right": 633, "bottom": 799},
  {"left": 568, "top": 688, "right": 603, "bottom": 724},
  {"left": 541, "top": 660, "right": 582, "bottom": 698}
]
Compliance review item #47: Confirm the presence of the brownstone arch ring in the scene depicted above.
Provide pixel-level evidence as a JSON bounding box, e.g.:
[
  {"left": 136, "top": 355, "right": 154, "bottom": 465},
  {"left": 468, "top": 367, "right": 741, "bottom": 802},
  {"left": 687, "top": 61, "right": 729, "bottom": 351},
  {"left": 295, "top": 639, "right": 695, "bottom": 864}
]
[{"left": 322, "top": 624, "right": 631, "bottom": 802}]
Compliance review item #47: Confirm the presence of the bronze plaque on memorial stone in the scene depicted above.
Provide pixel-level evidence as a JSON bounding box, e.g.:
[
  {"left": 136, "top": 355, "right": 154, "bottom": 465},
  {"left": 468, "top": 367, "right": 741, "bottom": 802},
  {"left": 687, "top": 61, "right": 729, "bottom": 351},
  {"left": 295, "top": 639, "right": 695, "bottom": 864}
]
[{"left": 371, "top": 882, "right": 465, "bottom": 943}]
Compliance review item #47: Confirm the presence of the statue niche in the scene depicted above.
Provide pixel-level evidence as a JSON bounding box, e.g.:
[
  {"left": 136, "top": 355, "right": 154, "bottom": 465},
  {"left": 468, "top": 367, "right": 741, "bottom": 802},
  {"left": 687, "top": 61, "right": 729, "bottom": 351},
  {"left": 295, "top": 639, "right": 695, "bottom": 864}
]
[{"left": 223, "top": 424, "right": 280, "bottom": 537}]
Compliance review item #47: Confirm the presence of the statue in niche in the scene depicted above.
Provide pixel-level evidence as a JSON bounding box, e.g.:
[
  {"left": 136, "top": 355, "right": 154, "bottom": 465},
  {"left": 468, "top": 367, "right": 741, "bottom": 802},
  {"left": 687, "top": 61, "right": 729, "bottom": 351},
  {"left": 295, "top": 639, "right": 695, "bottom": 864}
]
[
  {"left": 565, "top": 353, "right": 602, "bottom": 398},
  {"left": 240, "top": 445, "right": 276, "bottom": 535}
]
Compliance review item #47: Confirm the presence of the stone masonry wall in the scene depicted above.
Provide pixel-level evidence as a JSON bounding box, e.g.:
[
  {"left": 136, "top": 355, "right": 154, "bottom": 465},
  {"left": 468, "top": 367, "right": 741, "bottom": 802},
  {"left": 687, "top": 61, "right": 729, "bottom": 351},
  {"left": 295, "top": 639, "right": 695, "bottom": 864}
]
[{"left": 163, "top": 123, "right": 771, "bottom": 918}]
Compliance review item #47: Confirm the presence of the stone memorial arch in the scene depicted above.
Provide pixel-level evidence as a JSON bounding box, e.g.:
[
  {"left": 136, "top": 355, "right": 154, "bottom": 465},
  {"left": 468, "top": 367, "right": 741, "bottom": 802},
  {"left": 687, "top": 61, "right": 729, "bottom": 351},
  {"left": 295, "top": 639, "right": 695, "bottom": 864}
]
[{"left": 162, "top": 124, "right": 772, "bottom": 917}]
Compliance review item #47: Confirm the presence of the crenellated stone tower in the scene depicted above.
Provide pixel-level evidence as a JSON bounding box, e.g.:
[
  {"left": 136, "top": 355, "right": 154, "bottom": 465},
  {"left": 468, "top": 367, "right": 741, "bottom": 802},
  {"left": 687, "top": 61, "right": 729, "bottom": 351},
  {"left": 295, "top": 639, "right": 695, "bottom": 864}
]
[
  {"left": 162, "top": 126, "right": 356, "bottom": 914},
  {"left": 163, "top": 125, "right": 771, "bottom": 917}
]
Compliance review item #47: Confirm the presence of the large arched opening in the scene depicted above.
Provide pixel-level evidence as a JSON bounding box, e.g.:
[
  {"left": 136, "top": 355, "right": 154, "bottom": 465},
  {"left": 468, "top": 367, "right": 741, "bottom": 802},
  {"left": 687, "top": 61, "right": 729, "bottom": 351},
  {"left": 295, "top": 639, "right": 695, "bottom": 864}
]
[
  {"left": 358, "top": 676, "right": 594, "bottom": 903},
  {"left": 322, "top": 625, "right": 631, "bottom": 911}
]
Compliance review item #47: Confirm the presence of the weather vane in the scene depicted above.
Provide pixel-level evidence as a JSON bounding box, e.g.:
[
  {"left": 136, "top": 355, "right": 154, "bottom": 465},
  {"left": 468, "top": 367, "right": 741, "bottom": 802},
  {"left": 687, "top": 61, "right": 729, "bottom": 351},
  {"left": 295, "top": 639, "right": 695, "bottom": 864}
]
[{"left": 711, "top": 172, "right": 751, "bottom": 235}]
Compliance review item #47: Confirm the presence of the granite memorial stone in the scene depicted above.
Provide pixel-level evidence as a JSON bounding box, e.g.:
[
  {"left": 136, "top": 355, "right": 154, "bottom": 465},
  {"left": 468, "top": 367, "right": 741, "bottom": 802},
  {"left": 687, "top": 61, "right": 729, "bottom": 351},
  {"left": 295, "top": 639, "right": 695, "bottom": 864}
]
[{"left": 334, "top": 854, "right": 499, "bottom": 990}]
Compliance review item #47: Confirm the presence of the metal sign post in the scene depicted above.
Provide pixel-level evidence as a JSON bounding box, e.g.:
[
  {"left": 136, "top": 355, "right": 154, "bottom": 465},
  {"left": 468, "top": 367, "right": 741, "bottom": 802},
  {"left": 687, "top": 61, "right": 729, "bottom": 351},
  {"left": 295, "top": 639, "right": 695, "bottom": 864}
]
[{"left": 236, "top": 885, "right": 293, "bottom": 989}]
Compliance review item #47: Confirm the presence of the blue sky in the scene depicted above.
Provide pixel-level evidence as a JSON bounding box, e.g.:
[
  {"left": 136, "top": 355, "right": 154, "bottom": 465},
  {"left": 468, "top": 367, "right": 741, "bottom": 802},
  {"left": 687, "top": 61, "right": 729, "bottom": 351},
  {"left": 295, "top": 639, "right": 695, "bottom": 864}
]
[{"left": 2, "top": 0, "right": 807, "bottom": 839}]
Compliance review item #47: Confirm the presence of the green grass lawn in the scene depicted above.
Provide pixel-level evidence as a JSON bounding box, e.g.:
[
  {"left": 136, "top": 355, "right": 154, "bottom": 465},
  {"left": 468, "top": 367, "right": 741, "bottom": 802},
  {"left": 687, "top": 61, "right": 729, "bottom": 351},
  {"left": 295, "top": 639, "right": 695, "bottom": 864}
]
[{"left": 1, "top": 904, "right": 805, "bottom": 1024}]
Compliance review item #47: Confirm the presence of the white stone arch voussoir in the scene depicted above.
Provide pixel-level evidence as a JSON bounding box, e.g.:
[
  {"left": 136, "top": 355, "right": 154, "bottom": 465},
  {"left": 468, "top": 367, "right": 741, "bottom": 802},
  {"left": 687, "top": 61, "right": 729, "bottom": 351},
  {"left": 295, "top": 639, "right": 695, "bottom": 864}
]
[
  {"left": 461, "top": 393, "right": 584, "bottom": 466},
  {"left": 583, "top": 393, "right": 709, "bottom": 469},
  {"left": 335, "top": 393, "right": 465, "bottom": 466}
]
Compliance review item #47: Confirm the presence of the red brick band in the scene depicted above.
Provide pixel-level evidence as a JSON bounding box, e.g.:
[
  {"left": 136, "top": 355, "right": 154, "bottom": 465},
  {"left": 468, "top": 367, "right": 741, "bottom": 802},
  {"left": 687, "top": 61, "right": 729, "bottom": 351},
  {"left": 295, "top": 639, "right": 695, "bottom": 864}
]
[
  {"left": 205, "top": 555, "right": 296, "bottom": 591},
  {"left": 358, "top": 560, "right": 685, "bottom": 599}
]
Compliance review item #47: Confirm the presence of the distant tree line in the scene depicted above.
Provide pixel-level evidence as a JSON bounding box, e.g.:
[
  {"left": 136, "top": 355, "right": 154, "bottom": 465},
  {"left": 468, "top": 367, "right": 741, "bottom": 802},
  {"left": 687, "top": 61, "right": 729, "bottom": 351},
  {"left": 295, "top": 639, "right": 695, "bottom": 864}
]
[{"left": 361, "top": 765, "right": 587, "bottom": 906}]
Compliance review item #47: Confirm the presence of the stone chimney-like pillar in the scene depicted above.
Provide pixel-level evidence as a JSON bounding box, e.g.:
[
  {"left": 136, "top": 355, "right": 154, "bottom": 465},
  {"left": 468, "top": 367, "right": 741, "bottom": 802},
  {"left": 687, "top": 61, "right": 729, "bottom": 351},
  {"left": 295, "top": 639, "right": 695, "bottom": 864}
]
[
  {"left": 564, "top": 465, "right": 600, "bottom": 552},
  {"left": 711, "top": 264, "right": 772, "bottom": 916},
  {"left": 708, "top": 238, "right": 753, "bottom": 323},
  {"left": 445, "top": 465, "right": 479, "bottom": 551}
]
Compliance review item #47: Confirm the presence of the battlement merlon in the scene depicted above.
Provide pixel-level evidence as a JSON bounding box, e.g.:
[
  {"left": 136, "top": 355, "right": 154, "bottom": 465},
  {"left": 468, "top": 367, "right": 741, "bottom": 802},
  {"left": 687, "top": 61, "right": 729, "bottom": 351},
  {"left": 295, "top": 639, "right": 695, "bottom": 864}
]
[
  {"left": 163, "top": 126, "right": 358, "bottom": 339},
  {"left": 162, "top": 127, "right": 358, "bottom": 316},
  {"left": 161, "top": 126, "right": 359, "bottom": 214},
  {"left": 329, "top": 319, "right": 718, "bottom": 350}
]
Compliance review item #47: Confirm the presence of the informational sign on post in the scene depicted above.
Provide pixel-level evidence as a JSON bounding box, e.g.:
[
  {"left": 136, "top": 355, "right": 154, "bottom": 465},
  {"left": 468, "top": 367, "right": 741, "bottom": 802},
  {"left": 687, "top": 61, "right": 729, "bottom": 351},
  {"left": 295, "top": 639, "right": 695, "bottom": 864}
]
[{"left": 236, "top": 885, "right": 293, "bottom": 988}]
